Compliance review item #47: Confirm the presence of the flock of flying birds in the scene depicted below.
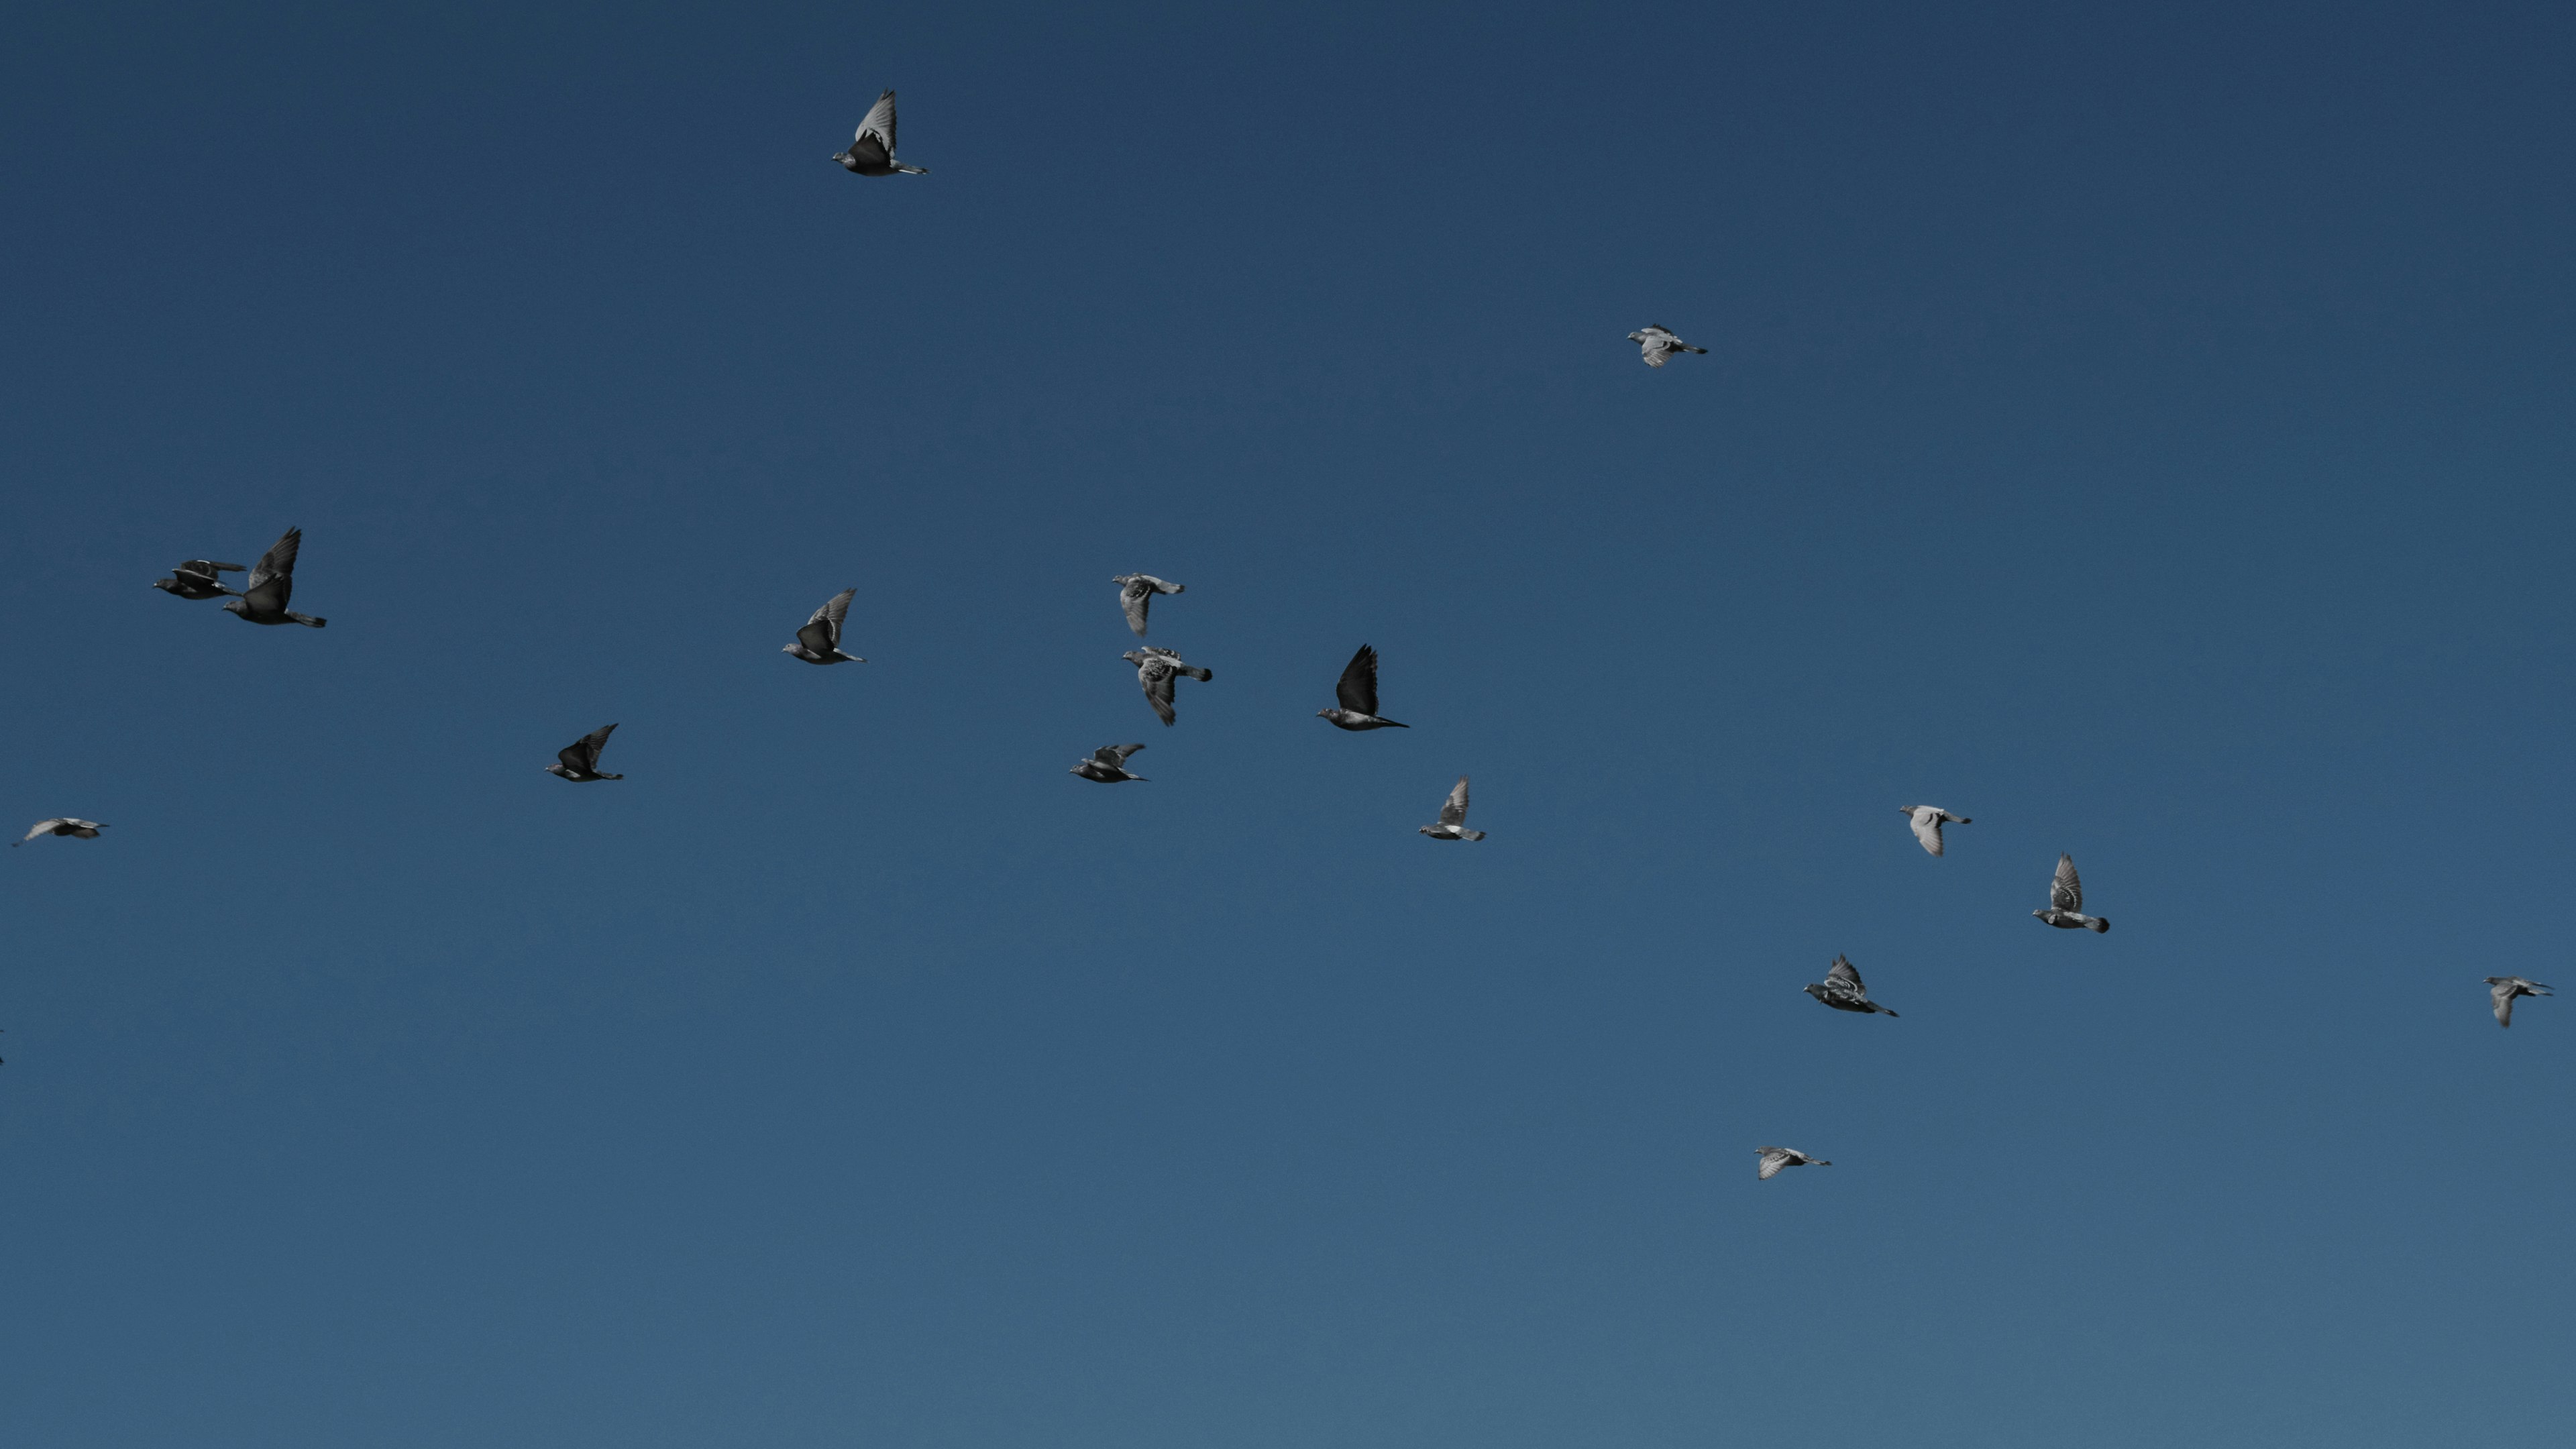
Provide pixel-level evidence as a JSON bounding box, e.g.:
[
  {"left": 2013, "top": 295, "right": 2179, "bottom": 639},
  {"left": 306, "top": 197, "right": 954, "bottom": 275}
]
[{"left": 15, "top": 92, "right": 2555, "bottom": 1157}]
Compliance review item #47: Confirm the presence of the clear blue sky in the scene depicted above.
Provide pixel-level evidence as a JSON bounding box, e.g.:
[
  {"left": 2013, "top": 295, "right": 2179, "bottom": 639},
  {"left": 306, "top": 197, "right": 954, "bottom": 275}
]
[{"left": 5, "top": 2, "right": 2572, "bottom": 1444}]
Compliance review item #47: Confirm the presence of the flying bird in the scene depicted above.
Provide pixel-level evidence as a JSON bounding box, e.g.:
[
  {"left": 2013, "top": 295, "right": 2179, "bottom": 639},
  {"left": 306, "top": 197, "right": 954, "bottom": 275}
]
[
  {"left": 1628, "top": 324, "right": 1707, "bottom": 368},
  {"left": 1112, "top": 574, "right": 1185, "bottom": 637},
  {"left": 1757, "top": 1146, "right": 1831, "bottom": 1181},
  {"left": 545, "top": 724, "right": 624, "bottom": 782},
  {"left": 1122, "top": 646, "right": 1212, "bottom": 727},
  {"left": 153, "top": 559, "right": 244, "bottom": 600},
  {"left": 220, "top": 527, "right": 327, "bottom": 627},
  {"left": 2486, "top": 976, "right": 2553, "bottom": 1028},
  {"left": 1070, "top": 743, "right": 1148, "bottom": 783},
  {"left": 14, "top": 818, "right": 105, "bottom": 846},
  {"left": 2033, "top": 853, "right": 2110, "bottom": 933},
  {"left": 1899, "top": 804, "right": 1970, "bottom": 857},
  {"left": 783, "top": 588, "right": 866, "bottom": 665},
  {"left": 1418, "top": 775, "right": 1485, "bottom": 841},
  {"left": 834, "top": 91, "right": 928, "bottom": 176},
  {"left": 1318, "top": 645, "right": 1409, "bottom": 731},
  {"left": 1803, "top": 954, "right": 1898, "bottom": 1016}
]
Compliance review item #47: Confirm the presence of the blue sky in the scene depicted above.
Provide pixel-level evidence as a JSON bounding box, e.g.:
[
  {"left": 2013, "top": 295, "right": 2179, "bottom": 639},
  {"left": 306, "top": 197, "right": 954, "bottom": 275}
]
[{"left": 4, "top": 2, "right": 2573, "bottom": 1444}]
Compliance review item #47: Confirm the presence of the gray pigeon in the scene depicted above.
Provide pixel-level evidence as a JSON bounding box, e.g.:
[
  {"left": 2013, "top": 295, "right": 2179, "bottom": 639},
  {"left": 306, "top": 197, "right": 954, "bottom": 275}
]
[
  {"left": 2486, "top": 976, "right": 2553, "bottom": 1028},
  {"left": 1757, "top": 1146, "right": 1831, "bottom": 1181},
  {"left": 1803, "top": 954, "right": 1897, "bottom": 1017},
  {"left": 1628, "top": 324, "right": 1707, "bottom": 368},
  {"left": 1899, "top": 804, "right": 1970, "bottom": 857},
  {"left": 1070, "top": 743, "right": 1148, "bottom": 784},
  {"left": 834, "top": 91, "right": 928, "bottom": 176},
  {"left": 154, "top": 559, "right": 244, "bottom": 600},
  {"left": 13, "top": 818, "right": 105, "bottom": 847},
  {"left": 1418, "top": 775, "right": 1485, "bottom": 841},
  {"left": 1122, "top": 646, "right": 1212, "bottom": 727},
  {"left": 1318, "top": 644, "right": 1409, "bottom": 731},
  {"left": 220, "top": 527, "right": 327, "bottom": 627},
  {"left": 783, "top": 588, "right": 865, "bottom": 665},
  {"left": 545, "top": 724, "right": 623, "bottom": 782},
  {"left": 1112, "top": 574, "right": 1185, "bottom": 637},
  {"left": 2033, "top": 853, "right": 2110, "bottom": 933}
]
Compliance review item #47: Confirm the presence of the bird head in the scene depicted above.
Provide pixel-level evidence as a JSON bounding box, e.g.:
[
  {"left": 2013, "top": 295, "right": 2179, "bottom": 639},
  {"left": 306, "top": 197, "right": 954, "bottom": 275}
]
[
  {"left": 2031, "top": 908, "right": 2048, "bottom": 920},
  {"left": 219, "top": 598, "right": 246, "bottom": 616},
  {"left": 1802, "top": 982, "right": 1826, "bottom": 1002},
  {"left": 1315, "top": 708, "right": 1334, "bottom": 719}
]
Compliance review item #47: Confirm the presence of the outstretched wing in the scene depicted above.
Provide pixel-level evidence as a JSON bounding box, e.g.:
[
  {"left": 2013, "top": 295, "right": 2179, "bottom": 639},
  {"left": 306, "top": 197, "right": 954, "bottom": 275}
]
[
  {"left": 1336, "top": 645, "right": 1381, "bottom": 715},
  {"left": 2491, "top": 979, "right": 2520, "bottom": 1026},
  {"left": 1827, "top": 955, "right": 1862, "bottom": 989},
  {"left": 1120, "top": 579, "right": 1153, "bottom": 635},
  {"left": 1093, "top": 743, "right": 1145, "bottom": 767},
  {"left": 1910, "top": 810, "right": 1945, "bottom": 855},
  {"left": 853, "top": 90, "right": 897, "bottom": 159},
  {"left": 241, "top": 527, "right": 302, "bottom": 611},
  {"left": 2051, "top": 853, "right": 2083, "bottom": 912},
  {"left": 1138, "top": 661, "right": 1177, "bottom": 725},
  {"left": 18, "top": 819, "right": 67, "bottom": 843},
  {"left": 1757, "top": 1148, "right": 1788, "bottom": 1180},
  {"left": 562, "top": 722, "right": 617, "bottom": 773},
  {"left": 1440, "top": 775, "right": 1470, "bottom": 827},
  {"left": 799, "top": 588, "right": 855, "bottom": 653}
]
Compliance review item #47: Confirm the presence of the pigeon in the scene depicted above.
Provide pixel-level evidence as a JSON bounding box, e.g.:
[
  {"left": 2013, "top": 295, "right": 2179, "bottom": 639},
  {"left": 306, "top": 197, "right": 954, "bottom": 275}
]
[
  {"left": 219, "top": 527, "right": 327, "bottom": 627},
  {"left": 2033, "top": 853, "right": 2110, "bottom": 933},
  {"left": 1900, "top": 804, "right": 1970, "bottom": 857},
  {"left": 13, "top": 818, "right": 105, "bottom": 846},
  {"left": 1122, "top": 646, "right": 1212, "bottom": 727},
  {"left": 1803, "top": 954, "right": 1897, "bottom": 1016},
  {"left": 1628, "top": 324, "right": 1707, "bottom": 368},
  {"left": 1070, "top": 743, "right": 1148, "bottom": 783},
  {"left": 833, "top": 91, "right": 928, "bottom": 176},
  {"left": 783, "top": 588, "right": 866, "bottom": 665},
  {"left": 1112, "top": 574, "right": 1185, "bottom": 637},
  {"left": 545, "top": 724, "right": 624, "bottom": 782},
  {"left": 2486, "top": 976, "right": 2553, "bottom": 1028},
  {"left": 1418, "top": 775, "right": 1485, "bottom": 841},
  {"left": 1318, "top": 645, "right": 1409, "bottom": 731},
  {"left": 1757, "top": 1146, "right": 1831, "bottom": 1181},
  {"left": 153, "top": 559, "right": 244, "bottom": 600}
]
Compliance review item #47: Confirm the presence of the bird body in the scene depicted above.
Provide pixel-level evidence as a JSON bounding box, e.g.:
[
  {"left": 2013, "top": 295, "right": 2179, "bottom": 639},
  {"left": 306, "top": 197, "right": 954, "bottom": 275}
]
[
  {"left": 2487, "top": 976, "right": 2553, "bottom": 1028},
  {"left": 1757, "top": 1146, "right": 1831, "bottom": 1181},
  {"left": 1419, "top": 775, "right": 1485, "bottom": 841},
  {"left": 154, "top": 559, "right": 244, "bottom": 600},
  {"left": 220, "top": 527, "right": 327, "bottom": 627},
  {"left": 1900, "top": 804, "right": 1970, "bottom": 857},
  {"left": 2033, "top": 852, "right": 2110, "bottom": 932},
  {"left": 15, "top": 818, "right": 105, "bottom": 846},
  {"left": 1318, "top": 644, "right": 1408, "bottom": 730},
  {"left": 834, "top": 91, "right": 928, "bottom": 175},
  {"left": 1122, "top": 646, "right": 1212, "bottom": 727},
  {"left": 1628, "top": 324, "right": 1707, "bottom": 368},
  {"left": 1112, "top": 574, "right": 1185, "bottom": 636},
  {"left": 545, "top": 724, "right": 624, "bottom": 782},
  {"left": 783, "top": 588, "right": 865, "bottom": 664},
  {"left": 1803, "top": 954, "right": 1897, "bottom": 1016},
  {"left": 1071, "top": 743, "right": 1148, "bottom": 783}
]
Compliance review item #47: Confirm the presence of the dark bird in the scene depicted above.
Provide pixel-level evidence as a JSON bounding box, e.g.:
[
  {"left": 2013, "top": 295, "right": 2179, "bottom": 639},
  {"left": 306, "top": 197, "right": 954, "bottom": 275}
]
[
  {"left": 14, "top": 818, "right": 105, "bottom": 846},
  {"left": 1112, "top": 574, "right": 1185, "bottom": 637},
  {"left": 1122, "top": 646, "right": 1212, "bottom": 727},
  {"left": 153, "top": 559, "right": 244, "bottom": 600},
  {"left": 545, "top": 724, "right": 624, "bottom": 782},
  {"left": 783, "top": 588, "right": 866, "bottom": 665},
  {"left": 1628, "top": 324, "right": 1707, "bottom": 368},
  {"left": 1803, "top": 954, "right": 1897, "bottom": 1016},
  {"left": 1757, "top": 1146, "right": 1831, "bottom": 1181},
  {"left": 833, "top": 91, "right": 928, "bottom": 176},
  {"left": 2033, "top": 853, "right": 2110, "bottom": 933},
  {"left": 219, "top": 527, "right": 327, "bottom": 627},
  {"left": 1318, "top": 645, "right": 1409, "bottom": 731},
  {"left": 1070, "top": 743, "right": 1148, "bottom": 783},
  {"left": 2487, "top": 976, "right": 2553, "bottom": 1028},
  {"left": 1900, "top": 804, "right": 1970, "bottom": 857},
  {"left": 1418, "top": 775, "right": 1485, "bottom": 841}
]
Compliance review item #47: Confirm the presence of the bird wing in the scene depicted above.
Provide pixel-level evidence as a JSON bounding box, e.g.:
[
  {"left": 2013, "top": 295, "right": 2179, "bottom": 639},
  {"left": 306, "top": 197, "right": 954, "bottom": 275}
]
[
  {"left": 561, "top": 722, "right": 616, "bottom": 773},
  {"left": 855, "top": 90, "right": 897, "bottom": 156},
  {"left": 1439, "top": 776, "right": 1470, "bottom": 827},
  {"left": 1336, "top": 645, "right": 1381, "bottom": 715},
  {"left": 1120, "top": 580, "right": 1153, "bottom": 635},
  {"left": 1827, "top": 955, "right": 1862, "bottom": 989},
  {"left": 2051, "top": 854, "right": 2083, "bottom": 912},
  {"left": 799, "top": 588, "right": 855, "bottom": 651},
  {"left": 2491, "top": 979, "right": 2520, "bottom": 1026},
  {"left": 1910, "top": 810, "right": 1944, "bottom": 855},
  {"left": 1094, "top": 743, "right": 1144, "bottom": 767},
  {"left": 19, "top": 820, "right": 66, "bottom": 843},
  {"left": 1640, "top": 340, "right": 1671, "bottom": 367},
  {"left": 1138, "top": 660, "right": 1177, "bottom": 724},
  {"left": 1758, "top": 1149, "right": 1788, "bottom": 1180},
  {"left": 241, "top": 527, "right": 301, "bottom": 610}
]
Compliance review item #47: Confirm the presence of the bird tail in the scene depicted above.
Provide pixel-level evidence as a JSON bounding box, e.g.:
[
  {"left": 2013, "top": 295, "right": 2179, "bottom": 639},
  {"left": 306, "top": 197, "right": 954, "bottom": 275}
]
[
  {"left": 600, "top": 772, "right": 625, "bottom": 780},
  {"left": 1461, "top": 830, "right": 1486, "bottom": 841},
  {"left": 1180, "top": 666, "right": 1212, "bottom": 682},
  {"left": 2087, "top": 917, "right": 2110, "bottom": 933},
  {"left": 894, "top": 162, "right": 929, "bottom": 174},
  {"left": 1878, "top": 1006, "right": 1899, "bottom": 1017},
  {"left": 290, "top": 612, "right": 327, "bottom": 627},
  {"left": 1383, "top": 718, "right": 1410, "bottom": 729},
  {"left": 1684, "top": 344, "right": 1707, "bottom": 354}
]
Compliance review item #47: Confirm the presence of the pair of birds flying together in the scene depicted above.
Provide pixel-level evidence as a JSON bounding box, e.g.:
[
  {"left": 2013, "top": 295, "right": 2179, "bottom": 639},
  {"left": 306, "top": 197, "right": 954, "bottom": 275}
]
[{"left": 154, "top": 527, "right": 327, "bottom": 627}]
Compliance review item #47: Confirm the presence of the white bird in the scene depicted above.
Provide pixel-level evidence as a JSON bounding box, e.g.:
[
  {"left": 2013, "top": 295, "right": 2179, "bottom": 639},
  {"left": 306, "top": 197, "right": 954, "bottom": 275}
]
[
  {"left": 1627, "top": 324, "right": 1707, "bottom": 368},
  {"left": 220, "top": 527, "right": 327, "bottom": 627},
  {"left": 783, "top": 588, "right": 865, "bottom": 665},
  {"left": 14, "top": 818, "right": 105, "bottom": 846},
  {"left": 2033, "top": 853, "right": 2110, "bottom": 933},
  {"left": 1122, "top": 646, "right": 1212, "bottom": 727},
  {"left": 1418, "top": 776, "right": 1485, "bottom": 841},
  {"left": 1900, "top": 804, "right": 1971, "bottom": 856},
  {"left": 1757, "top": 1146, "right": 1831, "bottom": 1181},
  {"left": 833, "top": 91, "right": 928, "bottom": 176},
  {"left": 1112, "top": 574, "right": 1185, "bottom": 637},
  {"left": 1317, "top": 645, "right": 1408, "bottom": 731},
  {"left": 1070, "top": 743, "right": 1148, "bottom": 783},
  {"left": 545, "top": 724, "right": 624, "bottom": 782},
  {"left": 2487, "top": 976, "right": 2553, "bottom": 1028}
]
